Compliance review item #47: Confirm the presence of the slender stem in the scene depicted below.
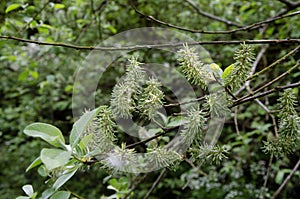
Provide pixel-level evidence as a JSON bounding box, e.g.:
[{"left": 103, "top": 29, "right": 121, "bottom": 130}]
[
  {"left": 277, "top": 0, "right": 300, "bottom": 7},
  {"left": 133, "top": 7, "right": 300, "bottom": 34},
  {"left": 143, "top": 168, "right": 167, "bottom": 199},
  {"left": 123, "top": 173, "right": 148, "bottom": 199},
  {"left": 261, "top": 154, "right": 273, "bottom": 199},
  {"left": 232, "top": 82, "right": 300, "bottom": 107},
  {"left": 236, "top": 62, "right": 300, "bottom": 103},
  {"left": 1, "top": 36, "right": 300, "bottom": 51},
  {"left": 247, "top": 45, "right": 300, "bottom": 81},
  {"left": 271, "top": 158, "right": 300, "bottom": 199}
]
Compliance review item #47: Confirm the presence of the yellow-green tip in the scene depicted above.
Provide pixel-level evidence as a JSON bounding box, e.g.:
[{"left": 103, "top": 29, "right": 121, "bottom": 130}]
[{"left": 222, "top": 64, "right": 235, "bottom": 79}]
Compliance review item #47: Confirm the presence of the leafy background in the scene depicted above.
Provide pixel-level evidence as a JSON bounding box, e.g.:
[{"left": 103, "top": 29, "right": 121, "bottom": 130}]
[{"left": 0, "top": 0, "right": 299, "bottom": 198}]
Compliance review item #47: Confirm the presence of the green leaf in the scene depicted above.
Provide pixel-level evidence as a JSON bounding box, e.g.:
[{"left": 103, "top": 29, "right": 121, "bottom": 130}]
[
  {"left": 108, "top": 25, "right": 117, "bottom": 34},
  {"left": 70, "top": 107, "right": 101, "bottom": 147},
  {"left": 275, "top": 169, "right": 292, "bottom": 184},
  {"left": 167, "top": 116, "right": 188, "bottom": 127},
  {"left": 16, "top": 197, "right": 30, "bottom": 199},
  {"left": 53, "top": 167, "right": 79, "bottom": 190},
  {"left": 24, "top": 123, "right": 65, "bottom": 147},
  {"left": 40, "top": 148, "right": 71, "bottom": 170},
  {"left": 50, "top": 191, "right": 70, "bottom": 199},
  {"left": 40, "top": 188, "right": 56, "bottom": 199},
  {"left": 53, "top": 4, "right": 65, "bottom": 9},
  {"left": 22, "top": 185, "right": 34, "bottom": 197},
  {"left": 38, "top": 165, "right": 49, "bottom": 177},
  {"left": 78, "top": 133, "right": 94, "bottom": 153},
  {"left": 275, "top": 170, "right": 285, "bottom": 184},
  {"left": 26, "top": 157, "right": 42, "bottom": 172},
  {"left": 222, "top": 64, "right": 235, "bottom": 79},
  {"left": 5, "top": 4, "right": 21, "bottom": 13}
]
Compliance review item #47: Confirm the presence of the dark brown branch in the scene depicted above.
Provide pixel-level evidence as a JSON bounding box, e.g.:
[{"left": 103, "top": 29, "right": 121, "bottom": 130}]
[
  {"left": 1, "top": 36, "right": 300, "bottom": 51},
  {"left": 143, "top": 168, "right": 166, "bottom": 199},
  {"left": 123, "top": 173, "right": 148, "bottom": 199},
  {"left": 277, "top": 0, "right": 300, "bottom": 7},
  {"left": 231, "top": 82, "right": 300, "bottom": 107},
  {"left": 237, "top": 62, "right": 300, "bottom": 103},
  {"left": 271, "top": 158, "right": 300, "bottom": 199},
  {"left": 133, "top": 7, "right": 300, "bottom": 34},
  {"left": 183, "top": 0, "right": 242, "bottom": 27},
  {"left": 247, "top": 45, "right": 300, "bottom": 81},
  {"left": 261, "top": 155, "right": 273, "bottom": 199}
]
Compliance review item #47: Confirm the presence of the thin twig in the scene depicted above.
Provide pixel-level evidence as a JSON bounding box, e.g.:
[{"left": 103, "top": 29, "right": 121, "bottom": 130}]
[
  {"left": 143, "top": 168, "right": 167, "bottom": 199},
  {"left": 123, "top": 173, "right": 148, "bottom": 199},
  {"left": 183, "top": 0, "right": 242, "bottom": 27},
  {"left": 133, "top": 7, "right": 300, "bottom": 34},
  {"left": 254, "top": 99, "right": 279, "bottom": 137},
  {"left": 237, "top": 62, "right": 300, "bottom": 103},
  {"left": 247, "top": 45, "right": 300, "bottom": 81},
  {"left": 1, "top": 36, "right": 300, "bottom": 51},
  {"left": 271, "top": 158, "right": 300, "bottom": 199},
  {"left": 232, "top": 82, "right": 300, "bottom": 107},
  {"left": 277, "top": 0, "right": 300, "bottom": 7},
  {"left": 261, "top": 154, "right": 273, "bottom": 199}
]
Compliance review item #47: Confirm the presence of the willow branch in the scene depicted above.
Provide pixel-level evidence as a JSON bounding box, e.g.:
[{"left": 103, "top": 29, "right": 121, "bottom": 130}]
[
  {"left": 261, "top": 155, "right": 273, "bottom": 199},
  {"left": 1, "top": 36, "right": 300, "bottom": 51},
  {"left": 247, "top": 45, "right": 300, "bottom": 81},
  {"left": 277, "top": 0, "right": 300, "bottom": 7},
  {"left": 232, "top": 82, "right": 300, "bottom": 107},
  {"left": 133, "top": 7, "right": 300, "bottom": 34},
  {"left": 237, "top": 62, "right": 300, "bottom": 103},
  {"left": 143, "top": 168, "right": 166, "bottom": 199},
  {"left": 271, "top": 158, "right": 300, "bottom": 199},
  {"left": 123, "top": 173, "right": 148, "bottom": 199},
  {"left": 183, "top": 0, "right": 242, "bottom": 27}
]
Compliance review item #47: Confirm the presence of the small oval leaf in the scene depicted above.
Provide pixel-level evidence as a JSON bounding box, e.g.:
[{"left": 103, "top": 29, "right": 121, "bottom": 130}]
[
  {"left": 222, "top": 64, "right": 235, "bottom": 79},
  {"left": 5, "top": 4, "right": 21, "bottom": 13},
  {"left": 24, "top": 123, "right": 65, "bottom": 147},
  {"left": 22, "top": 184, "right": 34, "bottom": 197}
]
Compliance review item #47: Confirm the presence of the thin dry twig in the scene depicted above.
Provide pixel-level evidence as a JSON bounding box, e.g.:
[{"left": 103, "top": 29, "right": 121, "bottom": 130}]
[
  {"left": 1, "top": 36, "right": 300, "bottom": 51},
  {"left": 133, "top": 7, "right": 300, "bottom": 34},
  {"left": 247, "top": 45, "right": 300, "bottom": 81},
  {"left": 143, "top": 168, "right": 167, "bottom": 199},
  {"left": 123, "top": 173, "right": 148, "bottom": 199},
  {"left": 236, "top": 62, "right": 300, "bottom": 103},
  {"left": 261, "top": 155, "right": 274, "bottom": 199},
  {"left": 277, "top": 0, "right": 300, "bottom": 7},
  {"left": 271, "top": 158, "right": 300, "bottom": 199},
  {"left": 232, "top": 82, "right": 300, "bottom": 107}
]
